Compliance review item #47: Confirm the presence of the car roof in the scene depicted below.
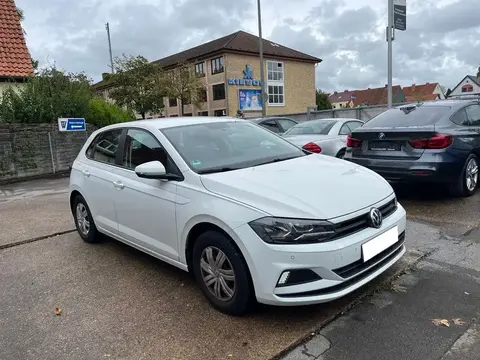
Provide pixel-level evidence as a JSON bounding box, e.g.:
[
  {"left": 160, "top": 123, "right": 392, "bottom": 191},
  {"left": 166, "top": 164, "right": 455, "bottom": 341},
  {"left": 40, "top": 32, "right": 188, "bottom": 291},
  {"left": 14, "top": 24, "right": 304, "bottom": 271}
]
[
  {"left": 395, "top": 99, "right": 479, "bottom": 112},
  {"left": 98, "top": 116, "right": 239, "bottom": 132},
  {"left": 249, "top": 116, "right": 297, "bottom": 123},
  {"left": 299, "top": 118, "right": 363, "bottom": 124}
]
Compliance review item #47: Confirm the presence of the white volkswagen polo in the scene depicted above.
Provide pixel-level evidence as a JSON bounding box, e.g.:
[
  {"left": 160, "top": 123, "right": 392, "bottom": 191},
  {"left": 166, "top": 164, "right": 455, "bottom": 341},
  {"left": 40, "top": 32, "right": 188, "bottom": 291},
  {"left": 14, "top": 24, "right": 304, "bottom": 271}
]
[{"left": 69, "top": 117, "right": 406, "bottom": 315}]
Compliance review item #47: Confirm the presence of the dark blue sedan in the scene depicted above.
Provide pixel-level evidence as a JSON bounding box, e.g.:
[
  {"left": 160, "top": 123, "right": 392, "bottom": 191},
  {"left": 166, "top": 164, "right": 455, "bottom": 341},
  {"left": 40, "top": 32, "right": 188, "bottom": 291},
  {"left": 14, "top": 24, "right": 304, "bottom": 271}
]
[{"left": 344, "top": 100, "right": 480, "bottom": 197}]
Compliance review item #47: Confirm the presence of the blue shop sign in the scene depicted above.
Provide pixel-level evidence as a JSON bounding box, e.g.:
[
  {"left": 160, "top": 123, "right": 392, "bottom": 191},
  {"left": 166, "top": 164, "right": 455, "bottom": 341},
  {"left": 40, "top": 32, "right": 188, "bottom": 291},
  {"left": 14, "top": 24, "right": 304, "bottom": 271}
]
[{"left": 228, "top": 65, "right": 262, "bottom": 86}]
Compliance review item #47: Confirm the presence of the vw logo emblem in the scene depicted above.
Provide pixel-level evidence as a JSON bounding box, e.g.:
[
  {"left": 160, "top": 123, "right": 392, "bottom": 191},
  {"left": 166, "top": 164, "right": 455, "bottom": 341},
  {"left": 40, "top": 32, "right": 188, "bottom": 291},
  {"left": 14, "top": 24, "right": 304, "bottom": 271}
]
[
  {"left": 368, "top": 207, "right": 383, "bottom": 228},
  {"left": 378, "top": 133, "right": 386, "bottom": 140}
]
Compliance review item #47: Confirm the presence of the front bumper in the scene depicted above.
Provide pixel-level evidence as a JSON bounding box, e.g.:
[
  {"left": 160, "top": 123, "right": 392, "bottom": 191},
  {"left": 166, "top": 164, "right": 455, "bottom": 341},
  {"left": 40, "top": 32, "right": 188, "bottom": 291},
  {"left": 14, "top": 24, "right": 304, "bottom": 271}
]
[{"left": 234, "top": 196, "right": 407, "bottom": 306}]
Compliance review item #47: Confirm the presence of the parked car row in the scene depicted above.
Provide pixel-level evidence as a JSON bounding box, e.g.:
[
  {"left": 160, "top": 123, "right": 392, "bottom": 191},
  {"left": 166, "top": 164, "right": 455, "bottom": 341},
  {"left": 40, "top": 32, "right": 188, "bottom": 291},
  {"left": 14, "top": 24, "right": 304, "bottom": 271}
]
[{"left": 261, "top": 100, "right": 479, "bottom": 197}]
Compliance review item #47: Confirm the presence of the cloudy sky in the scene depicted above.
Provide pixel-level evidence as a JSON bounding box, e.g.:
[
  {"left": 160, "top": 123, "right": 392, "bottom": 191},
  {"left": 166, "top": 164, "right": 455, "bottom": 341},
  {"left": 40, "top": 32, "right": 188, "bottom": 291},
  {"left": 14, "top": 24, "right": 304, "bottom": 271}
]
[{"left": 17, "top": 0, "right": 480, "bottom": 92}]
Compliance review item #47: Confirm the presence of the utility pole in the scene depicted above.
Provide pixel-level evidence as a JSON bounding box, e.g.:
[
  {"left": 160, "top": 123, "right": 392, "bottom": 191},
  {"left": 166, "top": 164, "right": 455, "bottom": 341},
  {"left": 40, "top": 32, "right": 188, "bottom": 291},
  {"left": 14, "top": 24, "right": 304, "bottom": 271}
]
[
  {"left": 257, "top": 0, "right": 266, "bottom": 117},
  {"left": 387, "top": 0, "right": 393, "bottom": 109},
  {"left": 106, "top": 22, "right": 114, "bottom": 74}
]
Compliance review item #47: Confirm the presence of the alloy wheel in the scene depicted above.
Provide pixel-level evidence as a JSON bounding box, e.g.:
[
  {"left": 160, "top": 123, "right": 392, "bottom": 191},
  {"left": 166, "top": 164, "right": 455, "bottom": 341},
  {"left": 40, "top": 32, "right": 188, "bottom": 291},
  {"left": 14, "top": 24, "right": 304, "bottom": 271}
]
[
  {"left": 76, "top": 203, "right": 90, "bottom": 236},
  {"left": 465, "top": 158, "right": 478, "bottom": 192},
  {"left": 200, "top": 246, "right": 236, "bottom": 301}
]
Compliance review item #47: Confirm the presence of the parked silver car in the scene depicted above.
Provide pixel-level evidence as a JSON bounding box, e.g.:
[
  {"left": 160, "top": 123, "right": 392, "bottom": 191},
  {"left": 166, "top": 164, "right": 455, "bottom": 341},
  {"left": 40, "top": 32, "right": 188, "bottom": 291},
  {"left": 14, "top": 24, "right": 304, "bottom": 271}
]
[{"left": 283, "top": 118, "right": 364, "bottom": 158}]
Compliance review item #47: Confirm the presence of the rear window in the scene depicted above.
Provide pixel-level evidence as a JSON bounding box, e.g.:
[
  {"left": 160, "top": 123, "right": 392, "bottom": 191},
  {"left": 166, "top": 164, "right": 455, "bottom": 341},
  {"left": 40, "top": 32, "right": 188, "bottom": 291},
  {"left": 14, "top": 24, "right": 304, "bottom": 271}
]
[
  {"left": 284, "top": 120, "right": 336, "bottom": 135},
  {"left": 363, "top": 106, "right": 451, "bottom": 128}
]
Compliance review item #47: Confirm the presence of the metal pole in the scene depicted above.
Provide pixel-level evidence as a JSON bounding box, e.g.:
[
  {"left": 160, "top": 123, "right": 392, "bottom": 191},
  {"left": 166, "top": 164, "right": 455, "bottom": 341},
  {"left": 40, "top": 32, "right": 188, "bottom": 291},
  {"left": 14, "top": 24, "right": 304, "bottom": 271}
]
[
  {"left": 47, "top": 132, "right": 56, "bottom": 174},
  {"left": 257, "top": 0, "right": 266, "bottom": 117},
  {"left": 106, "top": 22, "right": 114, "bottom": 74},
  {"left": 387, "top": 0, "right": 393, "bottom": 109}
]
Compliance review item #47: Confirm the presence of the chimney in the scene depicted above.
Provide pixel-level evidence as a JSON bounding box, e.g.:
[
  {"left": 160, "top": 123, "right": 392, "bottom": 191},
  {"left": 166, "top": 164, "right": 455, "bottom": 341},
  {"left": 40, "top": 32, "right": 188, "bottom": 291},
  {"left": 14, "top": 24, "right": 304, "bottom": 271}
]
[
  {"left": 344, "top": 90, "right": 348, "bottom": 92},
  {"left": 385, "top": 84, "right": 387, "bottom": 87},
  {"left": 334, "top": 91, "right": 337, "bottom": 94},
  {"left": 426, "top": 82, "right": 429, "bottom": 84},
  {"left": 367, "top": 88, "right": 371, "bottom": 90}
]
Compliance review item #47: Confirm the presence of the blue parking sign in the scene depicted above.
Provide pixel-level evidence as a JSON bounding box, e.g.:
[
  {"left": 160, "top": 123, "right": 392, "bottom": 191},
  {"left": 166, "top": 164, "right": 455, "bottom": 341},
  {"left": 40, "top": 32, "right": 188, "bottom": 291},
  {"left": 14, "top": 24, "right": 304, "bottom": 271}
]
[{"left": 58, "top": 118, "right": 86, "bottom": 132}]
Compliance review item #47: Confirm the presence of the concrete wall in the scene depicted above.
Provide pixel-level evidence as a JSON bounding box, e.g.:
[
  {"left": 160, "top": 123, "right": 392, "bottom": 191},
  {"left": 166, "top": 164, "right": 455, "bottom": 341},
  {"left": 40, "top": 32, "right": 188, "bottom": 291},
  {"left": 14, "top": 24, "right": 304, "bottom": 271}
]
[
  {"left": 0, "top": 123, "right": 96, "bottom": 183},
  {"left": 256, "top": 103, "right": 397, "bottom": 123}
]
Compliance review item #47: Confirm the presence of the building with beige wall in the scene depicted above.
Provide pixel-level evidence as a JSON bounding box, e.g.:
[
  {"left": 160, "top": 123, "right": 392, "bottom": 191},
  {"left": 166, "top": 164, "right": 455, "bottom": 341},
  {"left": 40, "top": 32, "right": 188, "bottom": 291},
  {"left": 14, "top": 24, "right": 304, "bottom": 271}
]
[{"left": 92, "top": 30, "right": 321, "bottom": 118}]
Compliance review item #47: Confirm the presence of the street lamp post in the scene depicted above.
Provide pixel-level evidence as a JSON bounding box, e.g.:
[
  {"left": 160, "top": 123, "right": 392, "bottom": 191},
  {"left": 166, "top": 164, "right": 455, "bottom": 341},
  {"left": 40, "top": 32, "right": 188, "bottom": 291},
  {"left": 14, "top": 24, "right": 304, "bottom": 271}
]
[{"left": 257, "top": 0, "right": 266, "bottom": 117}]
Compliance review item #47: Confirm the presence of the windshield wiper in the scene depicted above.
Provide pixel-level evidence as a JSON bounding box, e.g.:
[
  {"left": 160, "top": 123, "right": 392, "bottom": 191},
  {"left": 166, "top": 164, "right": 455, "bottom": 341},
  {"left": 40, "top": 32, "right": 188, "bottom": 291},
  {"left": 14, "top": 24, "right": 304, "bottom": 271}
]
[
  {"left": 197, "top": 167, "right": 240, "bottom": 174},
  {"left": 255, "top": 155, "right": 301, "bottom": 166}
]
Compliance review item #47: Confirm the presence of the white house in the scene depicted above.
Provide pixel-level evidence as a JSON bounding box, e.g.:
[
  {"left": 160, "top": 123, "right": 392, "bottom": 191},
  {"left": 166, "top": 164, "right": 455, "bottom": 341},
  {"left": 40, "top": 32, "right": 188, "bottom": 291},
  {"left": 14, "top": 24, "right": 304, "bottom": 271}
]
[{"left": 447, "top": 75, "right": 480, "bottom": 99}]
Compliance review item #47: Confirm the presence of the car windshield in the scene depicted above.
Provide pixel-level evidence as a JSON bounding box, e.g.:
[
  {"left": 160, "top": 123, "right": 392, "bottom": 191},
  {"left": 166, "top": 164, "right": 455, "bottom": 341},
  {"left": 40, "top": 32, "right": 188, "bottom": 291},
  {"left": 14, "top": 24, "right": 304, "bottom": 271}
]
[
  {"left": 283, "top": 120, "right": 336, "bottom": 136},
  {"left": 161, "top": 121, "right": 306, "bottom": 174},
  {"left": 363, "top": 105, "right": 451, "bottom": 128}
]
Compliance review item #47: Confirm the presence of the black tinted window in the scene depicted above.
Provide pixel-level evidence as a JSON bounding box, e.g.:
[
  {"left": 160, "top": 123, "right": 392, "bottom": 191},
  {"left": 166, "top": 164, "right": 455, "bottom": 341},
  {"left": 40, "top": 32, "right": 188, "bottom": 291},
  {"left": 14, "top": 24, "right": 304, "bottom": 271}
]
[
  {"left": 261, "top": 120, "right": 281, "bottom": 133},
  {"left": 363, "top": 106, "right": 451, "bottom": 128},
  {"left": 451, "top": 109, "right": 469, "bottom": 126},
  {"left": 465, "top": 105, "right": 480, "bottom": 126},
  {"left": 88, "top": 129, "right": 122, "bottom": 164},
  {"left": 123, "top": 129, "right": 170, "bottom": 170}
]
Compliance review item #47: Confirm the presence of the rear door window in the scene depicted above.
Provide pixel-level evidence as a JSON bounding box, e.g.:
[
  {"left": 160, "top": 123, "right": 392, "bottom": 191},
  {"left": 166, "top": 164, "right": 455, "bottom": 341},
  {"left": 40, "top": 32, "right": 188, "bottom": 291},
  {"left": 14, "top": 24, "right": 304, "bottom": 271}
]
[
  {"left": 450, "top": 109, "right": 470, "bottom": 126},
  {"left": 86, "top": 129, "right": 123, "bottom": 165},
  {"left": 277, "top": 119, "right": 297, "bottom": 132},
  {"left": 260, "top": 120, "right": 281, "bottom": 133},
  {"left": 465, "top": 105, "right": 480, "bottom": 126},
  {"left": 363, "top": 106, "right": 451, "bottom": 128}
]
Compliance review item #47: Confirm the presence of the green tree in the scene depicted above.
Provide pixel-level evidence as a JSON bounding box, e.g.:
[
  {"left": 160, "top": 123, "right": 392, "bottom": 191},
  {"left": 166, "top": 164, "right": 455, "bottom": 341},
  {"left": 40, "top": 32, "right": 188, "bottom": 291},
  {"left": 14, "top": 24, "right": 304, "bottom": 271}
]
[
  {"left": 108, "top": 54, "right": 165, "bottom": 119},
  {"left": 315, "top": 89, "right": 332, "bottom": 110},
  {"left": 477, "top": 65, "right": 480, "bottom": 78},
  {"left": 0, "top": 66, "right": 92, "bottom": 124},
  {"left": 161, "top": 61, "right": 206, "bottom": 116},
  {"left": 86, "top": 97, "right": 134, "bottom": 127}
]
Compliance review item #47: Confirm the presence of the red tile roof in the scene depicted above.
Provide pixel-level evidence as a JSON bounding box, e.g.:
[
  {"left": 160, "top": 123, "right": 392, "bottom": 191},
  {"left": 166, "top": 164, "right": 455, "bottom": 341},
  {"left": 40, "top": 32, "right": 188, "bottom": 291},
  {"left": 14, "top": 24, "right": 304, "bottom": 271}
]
[
  {"left": 403, "top": 83, "right": 438, "bottom": 97},
  {"left": 328, "top": 90, "right": 356, "bottom": 103},
  {"left": 353, "top": 85, "right": 402, "bottom": 106},
  {"left": 406, "top": 93, "right": 439, "bottom": 102},
  {"left": 0, "top": 0, "right": 34, "bottom": 78}
]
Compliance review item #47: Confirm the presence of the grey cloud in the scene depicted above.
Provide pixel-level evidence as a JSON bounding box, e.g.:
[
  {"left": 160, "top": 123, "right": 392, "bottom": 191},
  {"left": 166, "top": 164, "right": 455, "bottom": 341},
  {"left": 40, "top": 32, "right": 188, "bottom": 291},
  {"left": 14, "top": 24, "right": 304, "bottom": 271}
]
[{"left": 16, "top": 0, "right": 480, "bottom": 92}]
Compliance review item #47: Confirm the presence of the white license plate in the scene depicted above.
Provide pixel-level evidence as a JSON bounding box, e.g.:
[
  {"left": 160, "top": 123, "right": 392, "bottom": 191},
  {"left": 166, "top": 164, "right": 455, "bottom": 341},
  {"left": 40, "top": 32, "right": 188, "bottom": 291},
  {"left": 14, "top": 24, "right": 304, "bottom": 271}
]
[{"left": 362, "top": 226, "right": 398, "bottom": 262}]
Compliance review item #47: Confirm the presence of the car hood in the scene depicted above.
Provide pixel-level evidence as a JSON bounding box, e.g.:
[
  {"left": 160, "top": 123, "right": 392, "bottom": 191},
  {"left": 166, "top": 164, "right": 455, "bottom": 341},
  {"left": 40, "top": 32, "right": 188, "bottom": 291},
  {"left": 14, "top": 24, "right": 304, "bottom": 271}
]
[
  {"left": 199, "top": 155, "right": 393, "bottom": 220},
  {"left": 283, "top": 134, "right": 338, "bottom": 146}
]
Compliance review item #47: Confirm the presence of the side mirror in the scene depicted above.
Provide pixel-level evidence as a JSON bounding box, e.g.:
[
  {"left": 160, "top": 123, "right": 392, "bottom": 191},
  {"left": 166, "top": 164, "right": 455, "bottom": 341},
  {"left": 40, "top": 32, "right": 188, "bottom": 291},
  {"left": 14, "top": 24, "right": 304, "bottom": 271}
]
[{"left": 135, "top": 161, "right": 166, "bottom": 179}]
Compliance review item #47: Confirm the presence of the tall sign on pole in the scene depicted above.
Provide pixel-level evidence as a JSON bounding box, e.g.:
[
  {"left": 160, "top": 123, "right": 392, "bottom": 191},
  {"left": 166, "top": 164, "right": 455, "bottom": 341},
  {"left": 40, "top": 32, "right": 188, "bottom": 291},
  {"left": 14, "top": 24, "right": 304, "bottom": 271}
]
[{"left": 387, "top": 0, "right": 406, "bottom": 109}]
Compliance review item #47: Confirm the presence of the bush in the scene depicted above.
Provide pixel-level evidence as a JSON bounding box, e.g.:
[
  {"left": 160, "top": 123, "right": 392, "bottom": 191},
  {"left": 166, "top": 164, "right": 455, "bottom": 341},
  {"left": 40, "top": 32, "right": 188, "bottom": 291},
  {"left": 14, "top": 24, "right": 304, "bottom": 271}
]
[{"left": 85, "top": 97, "right": 134, "bottom": 127}]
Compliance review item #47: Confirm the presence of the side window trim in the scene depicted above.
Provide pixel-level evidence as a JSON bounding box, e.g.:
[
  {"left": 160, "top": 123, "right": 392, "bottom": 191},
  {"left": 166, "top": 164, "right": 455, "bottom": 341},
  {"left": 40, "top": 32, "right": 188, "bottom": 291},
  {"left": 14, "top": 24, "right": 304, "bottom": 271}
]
[{"left": 119, "top": 126, "right": 184, "bottom": 180}]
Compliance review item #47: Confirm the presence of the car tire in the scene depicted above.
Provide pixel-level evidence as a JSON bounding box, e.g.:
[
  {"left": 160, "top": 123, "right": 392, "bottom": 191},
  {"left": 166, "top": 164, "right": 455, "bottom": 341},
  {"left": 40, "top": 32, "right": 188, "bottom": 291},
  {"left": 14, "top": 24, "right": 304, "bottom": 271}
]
[
  {"left": 336, "top": 149, "right": 346, "bottom": 159},
  {"left": 192, "top": 230, "right": 255, "bottom": 316},
  {"left": 449, "top": 154, "right": 479, "bottom": 197},
  {"left": 73, "top": 195, "right": 100, "bottom": 243}
]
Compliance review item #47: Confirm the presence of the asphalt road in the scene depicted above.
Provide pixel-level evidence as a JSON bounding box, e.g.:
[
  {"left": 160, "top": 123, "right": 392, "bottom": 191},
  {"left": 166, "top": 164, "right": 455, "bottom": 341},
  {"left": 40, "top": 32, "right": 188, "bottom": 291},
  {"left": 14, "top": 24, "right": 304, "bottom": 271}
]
[{"left": 0, "top": 177, "right": 478, "bottom": 360}]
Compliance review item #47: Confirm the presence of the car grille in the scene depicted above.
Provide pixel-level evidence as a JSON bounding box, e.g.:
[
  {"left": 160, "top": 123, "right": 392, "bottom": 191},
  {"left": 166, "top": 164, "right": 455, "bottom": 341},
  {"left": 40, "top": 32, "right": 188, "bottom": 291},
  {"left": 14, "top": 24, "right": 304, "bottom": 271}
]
[
  {"left": 332, "top": 231, "right": 405, "bottom": 279},
  {"left": 329, "top": 198, "right": 397, "bottom": 240}
]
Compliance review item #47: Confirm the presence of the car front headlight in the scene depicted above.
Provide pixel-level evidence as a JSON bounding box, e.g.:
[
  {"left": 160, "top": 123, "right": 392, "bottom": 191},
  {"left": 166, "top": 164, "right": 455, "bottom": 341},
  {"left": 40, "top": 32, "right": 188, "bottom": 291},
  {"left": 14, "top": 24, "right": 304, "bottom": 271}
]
[{"left": 249, "top": 217, "right": 336, "bottom": 244}]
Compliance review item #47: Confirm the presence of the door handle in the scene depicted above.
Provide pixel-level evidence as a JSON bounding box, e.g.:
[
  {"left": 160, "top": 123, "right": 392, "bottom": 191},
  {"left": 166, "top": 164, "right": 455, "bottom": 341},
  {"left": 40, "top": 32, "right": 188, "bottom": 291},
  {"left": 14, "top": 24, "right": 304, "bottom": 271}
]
[
  {"left": 82, "top": 169, "right": 90, "bottom": 177},
  {"left": 113, "top": 181, "right": 124, "bottom": 189}
]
